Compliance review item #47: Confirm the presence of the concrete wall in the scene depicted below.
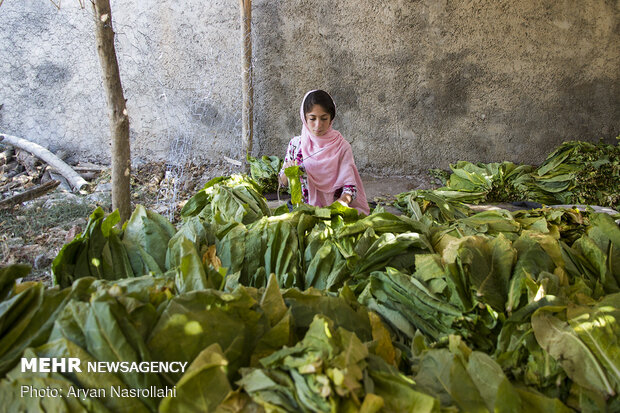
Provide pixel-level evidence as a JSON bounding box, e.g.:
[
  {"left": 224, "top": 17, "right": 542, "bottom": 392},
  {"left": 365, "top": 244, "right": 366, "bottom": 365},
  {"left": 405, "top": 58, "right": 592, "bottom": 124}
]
[{"left": 1, "top": 0, "right": 618, "bottom": 173}]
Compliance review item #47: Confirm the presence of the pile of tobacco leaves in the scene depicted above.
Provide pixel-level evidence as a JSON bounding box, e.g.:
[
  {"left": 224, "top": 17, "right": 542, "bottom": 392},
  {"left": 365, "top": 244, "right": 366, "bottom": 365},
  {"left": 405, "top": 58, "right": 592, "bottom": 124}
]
[
  {"left": 396, "top": 139, "right": 619, "bottom": 213},
  {"left": 1, "top": 169, "right": 619, "bottom": 412},
  {"left": 247, "top": 155, "right": 283, "bottom": 195}
]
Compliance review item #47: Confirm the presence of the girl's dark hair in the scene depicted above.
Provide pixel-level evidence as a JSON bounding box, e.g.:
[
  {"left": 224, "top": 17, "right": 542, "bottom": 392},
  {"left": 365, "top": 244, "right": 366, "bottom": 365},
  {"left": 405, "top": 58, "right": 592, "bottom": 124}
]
[{"left": 303, "top": 90, "right": 336, "bottom": 120}]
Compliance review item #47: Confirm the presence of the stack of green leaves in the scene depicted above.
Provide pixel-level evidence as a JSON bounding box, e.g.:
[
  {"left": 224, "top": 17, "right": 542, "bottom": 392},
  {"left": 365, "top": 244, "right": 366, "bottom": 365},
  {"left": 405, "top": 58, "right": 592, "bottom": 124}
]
[
  {"left": 52, "top": 208, "right": 134, "bottom": 288},
  {"left": 217, "top": 207, "right": 432, "bottom": 292},
  {"left": 248, "top": 155, "right": 282, "bottom": 194},
  {"left": 396, "top": 139, "right": 619, "bottom": 219},
  {"left": 528, "top": 140, "right": 620, "bottom": 209},
  {"left": 123, "top": 205, "right": 177, "bottom": 276},
  {"left": 412, "top": 336, "right": 575, "bottom": 412},
  {"left": 445, "top": 161, "right": 534, "bottom": 203},
  {"left": 181, "top": 174, "right": 270, "bottom": 225},
  {"left": 394, "top": 189, "right": 475, "bottom": 224}
]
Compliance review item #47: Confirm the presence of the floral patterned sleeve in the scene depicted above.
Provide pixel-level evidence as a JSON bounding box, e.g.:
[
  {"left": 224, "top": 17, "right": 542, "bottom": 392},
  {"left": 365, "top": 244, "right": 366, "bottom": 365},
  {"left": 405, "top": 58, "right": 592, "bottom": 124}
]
[
  {"left": 280, "top": 137, "right": 304, "bottom": 170},
  {"left": 280, "top": 139, "right": 295, "bottom": 175}
]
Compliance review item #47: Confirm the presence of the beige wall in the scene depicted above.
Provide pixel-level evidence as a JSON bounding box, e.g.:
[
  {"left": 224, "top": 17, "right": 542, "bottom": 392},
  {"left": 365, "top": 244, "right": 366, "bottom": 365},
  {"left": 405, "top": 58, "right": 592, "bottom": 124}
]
[{"left": 1, "top": 1, "right": 618, "bottom": 173}]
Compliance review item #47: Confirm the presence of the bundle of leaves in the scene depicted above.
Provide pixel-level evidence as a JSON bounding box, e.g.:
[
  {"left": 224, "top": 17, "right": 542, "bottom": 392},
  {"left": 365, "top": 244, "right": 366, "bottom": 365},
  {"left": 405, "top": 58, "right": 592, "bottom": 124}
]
[
  {"left": 248, "top": 155, "right": 283, "bottom": 194},
  {"left": 218, "top": 205, "right": 431, "bottom": 292},
  {"left": 180, "top": 174, "right": 270, "bottom": 224},
  {"left": 411, "top": 139, "right": 620, "bottom": 211},
  {"left": 528, "top": 140, "right": 620, "bottom": 209},
  {"left": 394, "top": 189, "right": 475, "bottom": 224},
  {"left": 443, "top": 161, "right": 535, "bottom": 204},
  {"left": 51, "top": 208, "right": 135, "bottom": 288}
]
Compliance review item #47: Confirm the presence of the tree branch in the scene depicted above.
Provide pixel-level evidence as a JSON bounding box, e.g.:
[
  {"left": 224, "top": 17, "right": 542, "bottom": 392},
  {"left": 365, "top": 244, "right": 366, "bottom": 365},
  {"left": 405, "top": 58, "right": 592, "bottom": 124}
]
[{"left": 0, "top": 133, "right": 89, "bottom": 191}]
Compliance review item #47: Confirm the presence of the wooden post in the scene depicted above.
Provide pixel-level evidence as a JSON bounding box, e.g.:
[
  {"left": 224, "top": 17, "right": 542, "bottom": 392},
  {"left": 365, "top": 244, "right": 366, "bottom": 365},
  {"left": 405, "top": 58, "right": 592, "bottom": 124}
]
[
  {"left": 92, "top": 0, "right": 132, "bottom": 224},
  {"left": 240, "top": 0, "right": 253, "bottom": 173}
]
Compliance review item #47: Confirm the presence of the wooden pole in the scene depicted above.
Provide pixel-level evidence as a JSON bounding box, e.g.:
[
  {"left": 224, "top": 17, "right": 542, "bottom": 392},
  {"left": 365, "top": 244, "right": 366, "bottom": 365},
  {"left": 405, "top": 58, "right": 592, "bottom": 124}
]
[
  {"left": 92, "top": 0, "right": 132, "bottom": 224},
  {"left": 240, "top": 0, "right": 253, "bottom": 173}
]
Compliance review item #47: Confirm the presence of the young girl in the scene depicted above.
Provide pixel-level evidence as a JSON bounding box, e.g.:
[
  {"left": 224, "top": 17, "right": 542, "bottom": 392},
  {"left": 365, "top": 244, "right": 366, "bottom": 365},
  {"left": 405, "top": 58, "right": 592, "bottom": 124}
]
[{"left": 278, "top": 90, "right": 370, "bottom": 215}]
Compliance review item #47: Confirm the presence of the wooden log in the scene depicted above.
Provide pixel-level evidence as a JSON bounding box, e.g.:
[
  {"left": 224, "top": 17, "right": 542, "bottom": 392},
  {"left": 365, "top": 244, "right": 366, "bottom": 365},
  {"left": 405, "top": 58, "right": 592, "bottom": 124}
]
[
  {"left": 0, "top": 180, "right": 60, "bottom": 209},
  {"left": 0, "top": 133, "right": 89, "bottom": 191}
]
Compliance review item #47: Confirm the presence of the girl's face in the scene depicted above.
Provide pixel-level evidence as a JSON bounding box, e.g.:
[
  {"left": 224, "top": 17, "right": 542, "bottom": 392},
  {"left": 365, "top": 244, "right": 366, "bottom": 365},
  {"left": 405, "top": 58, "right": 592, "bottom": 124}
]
[{"left": 305, "top": 104, "right": 332, "bottom": 136}]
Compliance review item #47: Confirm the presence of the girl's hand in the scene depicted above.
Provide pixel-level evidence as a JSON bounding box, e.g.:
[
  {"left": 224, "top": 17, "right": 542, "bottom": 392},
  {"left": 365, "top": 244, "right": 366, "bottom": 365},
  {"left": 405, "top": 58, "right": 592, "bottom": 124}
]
[
  {"left": 336, "top": 193, "right": 352, "bottom": 207},
  {"left": 278, "top": 161, "right": 295, "bottom": 186}
]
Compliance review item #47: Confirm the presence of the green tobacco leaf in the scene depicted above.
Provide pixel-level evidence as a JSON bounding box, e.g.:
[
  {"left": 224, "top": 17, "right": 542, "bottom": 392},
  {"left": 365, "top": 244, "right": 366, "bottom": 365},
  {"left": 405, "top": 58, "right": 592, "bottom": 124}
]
[
  {"left": 0, "top": 284, "right": 43, "bottom": 361},
  {"left": 260, "top": 273, "right": 288, "bottom": 326},
  {"left": 236, "top": 368, "right": 300, "bottom": 411},
  {"left": 123, "top": 205, "right": 175, "bottom": 274},
  {"left": 284, "top": 165, "right": 303, "bottom": 205},
  {"left": 336, "top": 212, "right": 427, "bottom": 238},
  {"left": 368, "top": 357, "right": 440, "bottom": 413},
  {"left": 0, "top": 264, "right": 31, "bottom": 300},
  {"left": 166, "top": 216, "right": 216, "bottom": 271},
  {"left": 467, "top": 351, "right": 521, "bottom": 412},
  {"left": 181, "top": 175, "right": 269, "bottom": 224},
  {"left": 586, "top": 213, "right": 620, "bottom": 289},
  {"left": 457, "top": 210, "right": 521, "bottom": 237},
  {"left": 218, "top": 216, "right": 301, "bottom": 289},
  {"left": 352, "top": 232, "right": 430, "bottom": 277},
  {"left": 507, "top": 233, "right": 557, "bottom": 312},
  {"left": 304, "top": 239, "right": 348, "bottom": 291},
  {"left": 0, "top": 282, "right": 83, "bottom": 377},
  {"left": 169, "top": 235, "right": 211, "bottom": 293},
  {"left": 414, "top": 349, "right": 487, "bottom": 412},
  {"left": 443, "top": 234, "right": 515, "bottom": 312},
  {"left": 532, "top": 306, "right": 614, "bottom": 396},
  {"left": 248, "top": 154, "right": 282, "bottom": 194},
  {"left": 536, "top": 144, "right": 574, "bottom": 176},
  {"left": 566, "top": 293, "right": 620, "bottom": 394},
  {"left": 515, "top": 387, "right": 572, "bottom": 413},
  {"left": 159, "top": 343, "right": 231, "bottom": 413},
  {"left": 82, "top": 296, "right": 162, "bottom": 409},
  {"left": 51, "top": 207, "right": 134, "bottom": 287}
]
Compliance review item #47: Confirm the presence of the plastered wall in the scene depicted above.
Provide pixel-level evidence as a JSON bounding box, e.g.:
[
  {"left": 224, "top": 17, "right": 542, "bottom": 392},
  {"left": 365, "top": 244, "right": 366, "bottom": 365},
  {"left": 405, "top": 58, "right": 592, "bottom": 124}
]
[{"left": 1, "top": 0, "right": 618, "bottom": 173}]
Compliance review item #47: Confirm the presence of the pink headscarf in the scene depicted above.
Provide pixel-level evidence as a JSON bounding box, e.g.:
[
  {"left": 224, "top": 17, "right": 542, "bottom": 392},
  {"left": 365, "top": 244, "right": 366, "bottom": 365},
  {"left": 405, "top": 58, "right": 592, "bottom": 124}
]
[{"left": 299, "top": 90, "right": 370, "bottom": 215}]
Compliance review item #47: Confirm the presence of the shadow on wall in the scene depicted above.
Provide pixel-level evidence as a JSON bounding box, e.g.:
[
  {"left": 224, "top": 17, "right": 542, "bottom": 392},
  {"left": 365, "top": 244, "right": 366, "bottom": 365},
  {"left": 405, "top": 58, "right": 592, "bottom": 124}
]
[
  {"left": 422, "top": 50, "right": 484, "bottom": 121},
  {"left": 553, "top": 76, "right": 620, "bottom": 140}
]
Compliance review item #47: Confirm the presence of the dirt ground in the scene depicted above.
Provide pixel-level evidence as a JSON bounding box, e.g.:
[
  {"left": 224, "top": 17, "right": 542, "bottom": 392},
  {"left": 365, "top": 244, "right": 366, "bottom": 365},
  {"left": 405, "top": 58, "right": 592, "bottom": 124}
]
[{"left": 0, "top": 162, "right": 439, "bottom": 284}]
